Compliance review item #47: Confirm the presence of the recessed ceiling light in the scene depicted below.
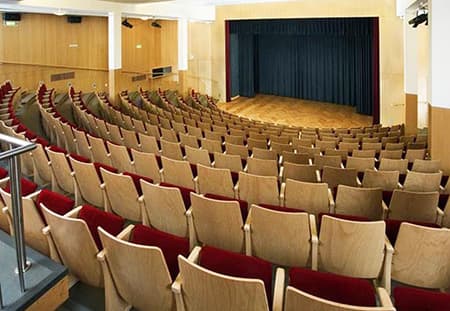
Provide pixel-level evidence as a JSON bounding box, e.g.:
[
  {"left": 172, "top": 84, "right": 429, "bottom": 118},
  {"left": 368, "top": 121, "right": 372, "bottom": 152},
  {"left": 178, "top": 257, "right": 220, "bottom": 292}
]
[{"left": 54, "top": 9, "right": 66, "bottom": 16}]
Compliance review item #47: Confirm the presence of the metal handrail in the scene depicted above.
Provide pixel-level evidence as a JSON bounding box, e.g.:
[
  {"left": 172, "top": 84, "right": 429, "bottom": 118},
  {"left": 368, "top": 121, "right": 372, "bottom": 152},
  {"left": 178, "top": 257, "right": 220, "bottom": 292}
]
[{"left": 0, "top": 133, "right": 36, "bottom": 293}]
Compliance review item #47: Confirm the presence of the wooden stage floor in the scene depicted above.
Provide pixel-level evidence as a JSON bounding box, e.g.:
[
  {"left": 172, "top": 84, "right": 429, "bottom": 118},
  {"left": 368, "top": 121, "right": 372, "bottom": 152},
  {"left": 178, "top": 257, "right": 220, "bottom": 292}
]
[{"left": 218, "top": 94, "right": 373, "bottom": 129}]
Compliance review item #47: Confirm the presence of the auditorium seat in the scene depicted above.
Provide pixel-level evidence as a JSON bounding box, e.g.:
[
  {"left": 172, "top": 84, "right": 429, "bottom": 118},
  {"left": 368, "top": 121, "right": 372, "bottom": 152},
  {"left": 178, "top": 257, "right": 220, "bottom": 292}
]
[
  {"left": 387, "top": 190, "right": 441, "bottom": 224},
  {"left": 283, "top": 279, "right": 394, "bottom": 310},
  {"left": 390, "top": 223, "right": 450, "bottom": 307},
  {"left": 30, "top": 142, "right": 52, "bottom": 187},
  {"left": 334, "top": 185, "right": 385, "bottom": 220},
  {"left": 378, "top": 158, "right": 408, "bottom": 183},
  {"left": 237, "top": 172, "right": 280, "bottom": 206},
  {"left": 60, "top": 122, "right": 77, "bottom": 154},
  {"left": 121, "top": 127, "right": 141, "bottom": 151},
  {"left": 160, "top": 138, "right": 184, "bottom": 161},
  {"left": 313, "top": 154, "right": 343, "bottom": 170},
  {"left": 174, "top": 246, "right": 278, "bottom": 311},
  {"left": 184, "top": 145, "right": 211, "bottom": 167},
  {"left": 160, "top": 127, "right": 178, "bottom": 143},
  {"left": 244, "top": 204, "right": 313, "bottom": 267},
  {"left": 87, "top": 134, "right": 112, "bottom": 166},
  {"left": 69, "top": 156, "right": 105, "bottom": 207},
  {"left": 352, "top": 149, "right": 377, "bottom": 158},
  {"left": 100, "top": 168, "right": 142, "bottom": 222},
  {"left": 172, "top": 121, "right": 186, "bottom": 134},
  {"left": 345, "top": 156, "right": 375, "bottom": 180},
  {"left": 315, "top": 140, "right": 337, "bottom": 152},
  {"left": 186, "top": 124, "right": 203, "bottom": 139},
  {"left": 321, "top": 166, "right": 359, "bottom": 191},
  {"left": 196, "top": 164, "right": 236, "bottom": 198},
  {"left": 248, "top": 137, "right": 268, "bottom": 150},
  {"left": 161, "top": 156, "right": 195, "bottom": 190},
  {"left": 106, "top": 141, "right": 135, "bottom": 173},
  {"left": 411, "top": 159, "right": 441, "bottom": 173},
  {"left": 280, "top": 151, "right": 310, "bottom": 165},
  {"left": 46, "top": 146, "right": 75, "bottom": 195},
  {"left": 225, "top": 142, "right": 249, "bottom": 160},
  {"left": 72, "top": 128, "right": 93, "bottom": 160},
  {"left": 282, "top": 162, "right": 319, "bottom": 183},
  {"left": 42, "top": 205, "right": 125, "bottom": 287},
  {"left": 179, "top": 132, "right": 199, "bottom": 149},
  {"left": 338, "top": 141, "right": 359, "bottom": 154},
  {"left": 404, "top": 148, "right": 426, "bottom": 165},
  {"left": 247, "top": 157, "right": 280, "bottom": 178},
  {"left": 130, "top": 149, "right": 162, "bottom": 183},
  {"left": 190, "top": 193, "right": 244, "bottom": 252},
  {"left": 402, "top": 171, "right": 442, "bottom": 192},
  {"left": 137, "top": 132, "right": 161, "bottom": 154},
  {"left": 97, "top": 225, "right": 179, "bottom": 311},
  {"left": 214, "top": 150, "right": 243, "bottom": 174},
  {"left": 252, "top": 147, "right": 278, "bottom": 161},
  {"left": 201, "top": 137, "right": 223, "bottom": 154}
]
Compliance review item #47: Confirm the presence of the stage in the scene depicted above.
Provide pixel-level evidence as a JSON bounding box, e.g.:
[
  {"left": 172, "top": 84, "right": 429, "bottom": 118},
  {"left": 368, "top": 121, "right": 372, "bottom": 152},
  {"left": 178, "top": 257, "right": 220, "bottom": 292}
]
[{"left": 218, "top": 94, "right": 373, "bottom": 129}]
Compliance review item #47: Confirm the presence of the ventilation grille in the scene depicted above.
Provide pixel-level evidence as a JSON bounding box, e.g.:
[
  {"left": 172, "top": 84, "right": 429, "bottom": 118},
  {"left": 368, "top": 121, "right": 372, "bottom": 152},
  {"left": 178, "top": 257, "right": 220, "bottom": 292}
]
[
  {"left": 51, "top": 72, "right": 75, "bottom": 82},
  {"left": 131, "top": 74, "right": 147, "bottom": 82}
]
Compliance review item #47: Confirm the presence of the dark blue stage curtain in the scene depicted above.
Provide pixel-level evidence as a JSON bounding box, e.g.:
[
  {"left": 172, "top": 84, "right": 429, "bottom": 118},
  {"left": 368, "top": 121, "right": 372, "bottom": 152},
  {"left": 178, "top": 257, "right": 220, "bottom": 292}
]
[{"left": 230, "top": 18, "right": 377, "bottom": 115}]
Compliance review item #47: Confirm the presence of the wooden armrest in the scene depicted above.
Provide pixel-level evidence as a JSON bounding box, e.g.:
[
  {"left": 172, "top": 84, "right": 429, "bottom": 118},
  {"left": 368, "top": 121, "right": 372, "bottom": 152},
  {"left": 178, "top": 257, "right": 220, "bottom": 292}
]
[
  {"left": 187, "top": 246, "right": 202, "bottom": 263},
  {"left": 356, "top": 177, "right": 362, "bottom": 187},
  {"left": 315, "top": 169, "right": 321, "bottom": 183},
  {"left": 381, "top": 201, "right": 389, "bottom": 220},
  {"left": 309, "top": 214, "right": 319, "bottom": 271},
  {"left": 382, "top": 236, "right": 394, "bottom": 294},
  {"left": 96, "top": 249, "right": 106, "bottom": 262},
  {"left": 233, "top": 182, "right": 239, "bottom": 199},
  {"left": 243, "top": 223, "right": 251, "bottom": 256},
  {"left": 42, "top": 225, "right": 51, "bottom": 236},
  {"left": 436, "top": 207, "right": 444, "bottom": 225},
  {"left": 397, "top": 182, "right": 404, "bottom": 189},
  {"left": 25, "top": 189, "right": 42, "bottom": 200},
  {"left": 117, "top": 224, "right": 134, "bottom": 241},
  {"left": 279, "top": 182, "right": 286, "bottom": 204},
  {"left": 327, "top": 188, "right": 335, "bottom": 213},
  {"left": 377, "top": 287, "right": 394, "bottom": 307},
  {"left": 64, "top": 205, "right": 83, "bottom": 218},
  {"left": 272, "top": 268, "right": 286, "bottom": 311}
]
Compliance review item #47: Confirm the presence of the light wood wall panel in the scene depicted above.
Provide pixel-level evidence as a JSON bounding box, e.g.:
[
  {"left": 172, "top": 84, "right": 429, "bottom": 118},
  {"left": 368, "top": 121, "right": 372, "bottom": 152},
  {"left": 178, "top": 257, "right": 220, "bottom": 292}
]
[
  {"left": 210, "top": 0, "right": 405, "bottom": 126},
  {"left": 0, "top": 13, "right": 108, "bottom": 69},
  {"left": 121, "top": 19, "right": 178, "bottom": 73}
]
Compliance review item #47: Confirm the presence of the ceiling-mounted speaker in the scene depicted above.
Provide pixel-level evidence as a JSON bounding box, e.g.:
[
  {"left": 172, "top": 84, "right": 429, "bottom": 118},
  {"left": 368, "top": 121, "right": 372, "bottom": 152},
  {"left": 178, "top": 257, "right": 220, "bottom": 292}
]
[
  {"left": 151, "top": 21, "right": 161, "bottom": 28},
  {"left": 3, "top": 13, "right": 21, "bottom": 21},
  {"left": 67, "top": 15, "right": 82, "bottom": 23}
]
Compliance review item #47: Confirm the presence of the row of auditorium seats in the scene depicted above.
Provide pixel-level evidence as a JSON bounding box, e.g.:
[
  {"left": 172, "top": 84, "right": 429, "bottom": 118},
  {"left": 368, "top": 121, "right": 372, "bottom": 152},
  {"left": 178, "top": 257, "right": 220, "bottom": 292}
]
[{"left": 0, "top": 81, "right": 448, "bottom": 310}]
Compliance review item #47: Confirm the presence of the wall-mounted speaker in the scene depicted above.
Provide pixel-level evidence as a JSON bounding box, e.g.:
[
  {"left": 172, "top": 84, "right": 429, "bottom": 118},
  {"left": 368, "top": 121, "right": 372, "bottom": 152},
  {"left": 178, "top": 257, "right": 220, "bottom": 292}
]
[
  {"left": 3, "top": 13, "right": 21, "bottom": 21},
  {"left": 67, "top": 15, "right": 82, "bottom": 23}
]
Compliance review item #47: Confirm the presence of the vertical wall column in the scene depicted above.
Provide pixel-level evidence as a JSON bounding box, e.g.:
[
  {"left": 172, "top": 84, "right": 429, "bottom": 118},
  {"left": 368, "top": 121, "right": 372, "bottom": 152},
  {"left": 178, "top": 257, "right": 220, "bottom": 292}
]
[
  {"left": 178, "top": 18, "right": 188, "bottom": 94},
  {"left": 429, "top": 0, "right": 450, "bottom": 172},
  {"left": 404, "top": 12, "right": 418, "bottom": 135},
  {"left": 108, "top": 11, "right": 122, "bottom": 103}
]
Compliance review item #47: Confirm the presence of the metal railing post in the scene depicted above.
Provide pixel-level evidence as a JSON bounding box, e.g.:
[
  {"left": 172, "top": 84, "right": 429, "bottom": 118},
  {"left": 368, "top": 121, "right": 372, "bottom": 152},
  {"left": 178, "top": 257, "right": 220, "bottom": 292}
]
[{"left": 0, "top": 133, "right": 36, "bottom": 293}]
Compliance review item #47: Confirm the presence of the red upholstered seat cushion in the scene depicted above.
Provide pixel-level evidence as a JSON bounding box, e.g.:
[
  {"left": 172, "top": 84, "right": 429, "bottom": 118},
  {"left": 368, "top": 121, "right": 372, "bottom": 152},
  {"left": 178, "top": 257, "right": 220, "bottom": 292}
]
[
  {"left": 289, "top": 267, "right": 376, "bottom": 307},
  {"left": 24, "top": 130, "right": 37, "bottom": 140},
  {"left": 36, "top": 189, "right": 75, "bottom": 224},
  {"left": 159, "top": 182, "right": 194, "bottom": 209},
  {"left": 199, "top": 245, "right": 273, "bottom": 303},
  {"left": 4, "top": 178, "right": 38, "bottom": 196},
  {"left": 318, "top": 213, "right": 370, "bottom": 227},
  {"left": 394, "top": 286, "right": 450, "bottom": 311},
  {"left": 258, "top": 203, "right": 305, "bottom": 213},
  {"left": 16, "top": 124, "right": 27, "bottom": 133},
  {"left": 0, "top": 167, "right": 8, "bottom": 179},
  {"left": 70, "top": 153, "right": 90, "bottom": 163},
  {"left": 93, "top": 162, "right": 119, "bottom": 182},
  {"left": 204, "top": 193, "right": 248, "bottom": 221},
  {"left": 78, "top": 205, "right": 125, "bottom": 250},
  {"left": 130, "top": 224, "right": 189, "bottom": 280},
  {"left": 35, "top": 137, "right": 50, "bottom": 147},
  {"left": 385, "top": 219, "right": 441, "bottom": 245},
  {"left": 48, "top": 145, "right": 67, "bottom": 154},
  {"left": 123, "top": 172, "right": 153, "bottom": 195}
]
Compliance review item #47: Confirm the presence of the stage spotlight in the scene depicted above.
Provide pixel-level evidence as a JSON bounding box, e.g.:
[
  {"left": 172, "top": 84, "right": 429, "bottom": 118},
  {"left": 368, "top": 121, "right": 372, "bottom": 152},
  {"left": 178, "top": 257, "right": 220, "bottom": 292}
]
[
  {"left": 151, "top": 20, "right": 161, "bottom": 28},
  {"left": 408, "top": 7, "right": 428, "bottom": 28},
  {"left": 122, "top": 19, "right": 133, "bottom": 28}
]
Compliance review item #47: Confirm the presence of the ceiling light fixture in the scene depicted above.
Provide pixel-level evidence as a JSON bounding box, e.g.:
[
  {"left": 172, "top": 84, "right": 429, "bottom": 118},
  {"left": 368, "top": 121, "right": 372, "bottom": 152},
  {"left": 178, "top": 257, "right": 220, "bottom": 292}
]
[{"left": 54, "top": 8, "right": 66, "bottom": 16}]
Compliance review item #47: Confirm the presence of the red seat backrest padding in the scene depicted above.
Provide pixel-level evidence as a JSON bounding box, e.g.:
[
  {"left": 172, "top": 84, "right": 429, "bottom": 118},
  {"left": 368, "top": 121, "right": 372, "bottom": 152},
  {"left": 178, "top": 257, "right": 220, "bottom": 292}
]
[
  {"left": 199, "top": 245, "right": 273, "bottom": 304},
  {"left": 289, "top": 267, "right": 376, "bottom": 307},
  {"left": 394, "top": 286, "right": 450, "bottom": 311},
  {"left": 78, "top": 205, "right": 125, "bottom": 250},
  {"left": 130, "top": 224, "right": 190, "bottom": 280},
  {"left": 70, "top": 153, "right": 91, "bottom": 163},
  {"left": 36, "top": 189, "right": 75, "bottom": 224},
  {"left": 4, "top": 178, "right": 38, "bottom": 196},
  {"left": 48, "top": 145, "right": 67, "bottom": 154},
  {"left": 0, "top": 167, "right": 8, "bottom": 179},
  {"left": 159, "top": 182, "right": 195, "bottom": 209},
  {"left": 122, "top": 172, "right": 153, "bottom": 195}
]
